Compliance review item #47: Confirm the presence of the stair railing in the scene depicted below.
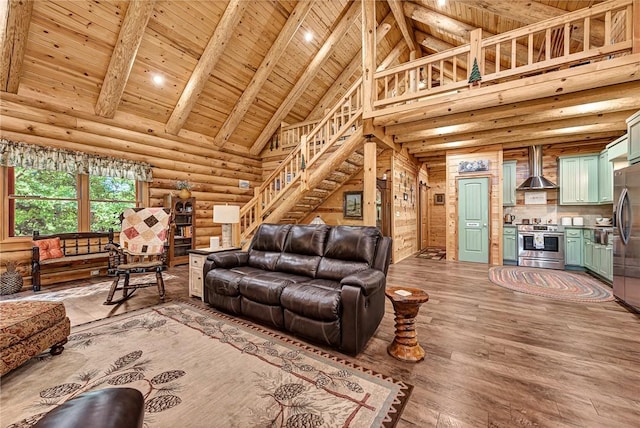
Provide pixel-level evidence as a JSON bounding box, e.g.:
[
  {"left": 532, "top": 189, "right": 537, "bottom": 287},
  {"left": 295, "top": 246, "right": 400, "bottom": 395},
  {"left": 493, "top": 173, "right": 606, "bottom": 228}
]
[{"left": 240, "top": 77, "right": 364, "bottom": 242}]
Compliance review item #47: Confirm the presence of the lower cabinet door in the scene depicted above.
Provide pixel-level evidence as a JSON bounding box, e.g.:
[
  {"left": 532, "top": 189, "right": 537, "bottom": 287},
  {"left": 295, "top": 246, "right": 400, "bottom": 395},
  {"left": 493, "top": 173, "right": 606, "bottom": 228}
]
[
  {"left": 583, "top": 240, "right": 593, "bottom": 270},
  {"left": 503, "top": 235, "right": 517, "bottom": 261}
]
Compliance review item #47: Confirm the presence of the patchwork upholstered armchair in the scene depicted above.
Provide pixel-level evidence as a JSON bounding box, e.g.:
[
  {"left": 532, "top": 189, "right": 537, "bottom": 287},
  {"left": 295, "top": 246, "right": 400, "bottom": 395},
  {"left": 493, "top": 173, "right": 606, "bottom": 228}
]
[{"left": 104, "top": 208, "right": 172, "bottom": 305}]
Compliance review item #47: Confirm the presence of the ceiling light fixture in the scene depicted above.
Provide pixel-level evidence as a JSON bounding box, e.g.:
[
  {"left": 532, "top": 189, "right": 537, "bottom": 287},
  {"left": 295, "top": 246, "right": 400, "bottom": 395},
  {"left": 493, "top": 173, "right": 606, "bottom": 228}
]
[
  {"left": 152, "top": 74, "right": 164, "bottom": 86},
  {"left": 304, "top": 31, "right": 313, "bottom": 42},
  {"left": 438, "top": 0, "right": 446, "bottom": 7}
]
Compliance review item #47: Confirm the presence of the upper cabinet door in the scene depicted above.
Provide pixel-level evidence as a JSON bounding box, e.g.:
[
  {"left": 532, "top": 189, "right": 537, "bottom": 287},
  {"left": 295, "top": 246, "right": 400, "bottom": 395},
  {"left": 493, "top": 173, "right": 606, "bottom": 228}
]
[
  {"left": 599, "top": 151, "right": 613, "bottom": 203},
  {"left": 627, "top": 110, "right": 640, "bottom": 165},
  {"left": 559, "top": 155, "right": 599, "bottom": 205},
  {"left": 503, "top": 161, "right": 517, "bottom": 207}
]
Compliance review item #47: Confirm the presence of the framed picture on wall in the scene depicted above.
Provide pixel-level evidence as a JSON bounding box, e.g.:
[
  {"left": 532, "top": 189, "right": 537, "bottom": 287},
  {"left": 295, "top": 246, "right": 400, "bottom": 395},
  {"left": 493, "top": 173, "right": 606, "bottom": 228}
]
[
  {"left": 434, "top": 193, "right": 445, "bottom": 205},
  {"left": 343, "top": 191, "right": 363, "bottom": 219}
]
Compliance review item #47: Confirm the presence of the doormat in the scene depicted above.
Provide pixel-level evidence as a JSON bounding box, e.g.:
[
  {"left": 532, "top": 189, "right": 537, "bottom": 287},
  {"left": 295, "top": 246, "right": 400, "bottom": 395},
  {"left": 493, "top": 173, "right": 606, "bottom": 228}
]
[
  {"left": 416, "top": 247, "right": 446, "bottom": 260},
  {"left": 1, "top": 301, "right": 412, "bottom": 427},
  {"left": 488, "top": 266, "right": 614, "bottom": 302}
]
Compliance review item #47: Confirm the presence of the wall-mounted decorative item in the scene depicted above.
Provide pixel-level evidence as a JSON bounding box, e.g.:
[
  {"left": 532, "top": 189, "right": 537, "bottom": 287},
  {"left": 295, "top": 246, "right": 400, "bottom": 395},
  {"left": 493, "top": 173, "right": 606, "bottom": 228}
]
[
  {"left": 458, "top": 160, "right": 489, "bottom": 173},
  {"left": 403, "top": 193, "right": 408, "bottom": 201},
  {"left": 238, "top": 179, "right": 250, "bottom": 189},
  {"left": 434, "top": 193, "right": 445, "bottom": 205},
  {"left": 343, "top": 191, "right": 363, "bottom": 219}
]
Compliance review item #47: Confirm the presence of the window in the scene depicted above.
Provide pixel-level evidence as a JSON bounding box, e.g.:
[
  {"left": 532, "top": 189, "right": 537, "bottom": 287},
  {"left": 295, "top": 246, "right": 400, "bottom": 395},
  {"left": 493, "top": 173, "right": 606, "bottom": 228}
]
[
  {"left": 89, "top": 176, "right": 137, "bottom": 232},
  {"left": 6, "top": 167, "right": 140, "bottom": 237},
  {"left": 10, "top": 167, "right": 79, "bottom": 236}
]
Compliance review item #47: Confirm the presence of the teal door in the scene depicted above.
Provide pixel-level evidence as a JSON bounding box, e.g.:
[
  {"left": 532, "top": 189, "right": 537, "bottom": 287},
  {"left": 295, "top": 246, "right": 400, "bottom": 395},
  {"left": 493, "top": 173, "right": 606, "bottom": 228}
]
[{"left": 458, "top": 177, "right": 489, "bottom": 263}]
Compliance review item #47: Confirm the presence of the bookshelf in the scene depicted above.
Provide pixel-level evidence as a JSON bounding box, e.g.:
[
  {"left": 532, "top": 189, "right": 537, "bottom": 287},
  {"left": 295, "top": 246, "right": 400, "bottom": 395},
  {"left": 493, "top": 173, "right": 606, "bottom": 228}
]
[{"left": 164, "top": 195, "right": 196, "bottom": 267}]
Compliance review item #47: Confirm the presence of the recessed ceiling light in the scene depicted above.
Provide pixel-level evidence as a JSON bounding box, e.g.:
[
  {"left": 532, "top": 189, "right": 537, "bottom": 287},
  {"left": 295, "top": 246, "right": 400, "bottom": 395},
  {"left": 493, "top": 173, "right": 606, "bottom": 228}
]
[
  {"left": 152, "top": 74, "right": 164, "bottom": 86},
  {"left": 304, "top": 31, "right": 313, "bottom": 42},
  {"left": 438, "top": 0, "right": 446, "bottom": 7}
]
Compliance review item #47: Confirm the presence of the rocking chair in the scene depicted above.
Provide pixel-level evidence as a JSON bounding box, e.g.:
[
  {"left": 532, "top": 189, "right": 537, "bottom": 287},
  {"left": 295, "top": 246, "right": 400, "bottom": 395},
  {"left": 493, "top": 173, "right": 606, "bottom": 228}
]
[{"left": 104, "top": 207, "right": 172, "bottom": 305}]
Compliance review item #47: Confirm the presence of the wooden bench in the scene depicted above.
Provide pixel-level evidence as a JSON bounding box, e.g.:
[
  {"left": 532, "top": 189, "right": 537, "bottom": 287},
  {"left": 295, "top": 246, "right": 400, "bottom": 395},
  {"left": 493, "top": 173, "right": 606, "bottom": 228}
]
[{"left": 31, "top": 231, "right": 114, "bottom": 292}]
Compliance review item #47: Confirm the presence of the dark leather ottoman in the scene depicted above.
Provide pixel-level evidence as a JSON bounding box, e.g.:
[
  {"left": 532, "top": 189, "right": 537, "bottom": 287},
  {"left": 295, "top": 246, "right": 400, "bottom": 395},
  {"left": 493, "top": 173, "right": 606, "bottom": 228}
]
[{"left": 33, "top": 388, "right": 144, "bottom": 428}]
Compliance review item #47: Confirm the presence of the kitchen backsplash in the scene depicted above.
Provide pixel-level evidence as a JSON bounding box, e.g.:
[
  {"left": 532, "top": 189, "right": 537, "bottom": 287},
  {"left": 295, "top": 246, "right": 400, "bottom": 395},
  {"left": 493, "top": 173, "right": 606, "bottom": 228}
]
[{"left": 504, "top": 204, "right": 613, "bottom": 226}]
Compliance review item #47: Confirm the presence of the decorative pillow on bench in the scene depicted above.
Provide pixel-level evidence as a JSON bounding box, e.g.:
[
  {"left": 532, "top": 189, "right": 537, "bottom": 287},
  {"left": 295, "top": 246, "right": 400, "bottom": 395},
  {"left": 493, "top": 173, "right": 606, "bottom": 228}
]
[{"left": 32, "top": 238, "right": 64, "bottom": 260}]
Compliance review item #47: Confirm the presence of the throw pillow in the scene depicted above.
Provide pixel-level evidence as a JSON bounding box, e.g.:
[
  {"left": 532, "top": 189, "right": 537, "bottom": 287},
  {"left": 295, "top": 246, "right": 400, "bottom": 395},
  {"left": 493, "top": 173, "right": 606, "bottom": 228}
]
[{"left": 33, "top": 238, "right": 64, "bottom": 260}]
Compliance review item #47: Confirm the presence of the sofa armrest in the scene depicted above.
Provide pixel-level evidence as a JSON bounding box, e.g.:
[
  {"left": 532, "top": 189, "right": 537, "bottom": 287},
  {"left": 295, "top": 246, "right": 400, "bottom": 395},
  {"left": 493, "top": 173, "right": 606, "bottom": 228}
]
[
  {"left": 203, "top": 251, "right": 249, "bottom": 274},
  {"left": 340, "top": 268, "right": 386, "bottom": 296}
]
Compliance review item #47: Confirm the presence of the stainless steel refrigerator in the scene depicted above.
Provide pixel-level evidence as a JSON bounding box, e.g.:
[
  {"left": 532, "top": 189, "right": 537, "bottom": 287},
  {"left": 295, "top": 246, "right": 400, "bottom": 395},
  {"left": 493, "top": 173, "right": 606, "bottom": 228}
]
[{"left": 613, "top": 163, "right": 640, "bottom": 311}]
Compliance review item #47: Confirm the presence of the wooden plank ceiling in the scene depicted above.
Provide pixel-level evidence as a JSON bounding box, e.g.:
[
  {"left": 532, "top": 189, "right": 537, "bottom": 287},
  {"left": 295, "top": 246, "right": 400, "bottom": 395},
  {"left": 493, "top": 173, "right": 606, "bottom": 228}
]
[{"left": 3, "top": 0, "right": 632, "bottom": 162}]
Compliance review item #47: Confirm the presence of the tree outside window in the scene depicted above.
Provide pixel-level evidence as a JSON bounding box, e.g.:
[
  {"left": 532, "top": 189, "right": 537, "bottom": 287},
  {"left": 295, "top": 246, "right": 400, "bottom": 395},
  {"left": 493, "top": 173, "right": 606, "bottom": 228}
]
[
  {"left": 7, "top": 167, "right": 139, "bottom": 237},
  {"left": 89, "top": 176, "right": 136, "bottom": 232},
  {"left": 11, "top": 167, "right": 78, "bottom": 236}
]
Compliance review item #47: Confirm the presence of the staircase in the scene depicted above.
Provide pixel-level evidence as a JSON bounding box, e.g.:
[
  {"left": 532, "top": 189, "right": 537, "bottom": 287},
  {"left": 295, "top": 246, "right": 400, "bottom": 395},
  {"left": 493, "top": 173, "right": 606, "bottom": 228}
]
[{"left": 239, "top": 78, "right": 364, "bottom": 244}]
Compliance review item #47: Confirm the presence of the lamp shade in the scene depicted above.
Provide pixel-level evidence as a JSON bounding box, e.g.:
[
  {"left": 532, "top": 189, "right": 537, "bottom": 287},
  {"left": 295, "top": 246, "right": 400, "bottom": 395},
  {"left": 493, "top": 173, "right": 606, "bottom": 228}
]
[{"left": 213, "top": 205, "right": 240, "bottom": 224}]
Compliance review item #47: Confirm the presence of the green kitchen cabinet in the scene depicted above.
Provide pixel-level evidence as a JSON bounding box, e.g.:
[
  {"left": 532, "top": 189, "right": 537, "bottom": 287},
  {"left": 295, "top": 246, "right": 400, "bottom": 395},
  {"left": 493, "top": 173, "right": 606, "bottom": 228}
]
[
  {"left": 627, "top": 110, "right": 640, "bottom": 165},
  {"left": 565, "top": 228, "right": 583, "bottom": 266},
  {"left": 503, "top": 226, "right": 517, "bottom": 263},
  {"left": 559, "top": 155, "right": 599, "bottom": 205},
  {"left": 598, "top": 150, "right": 613, "bottom": 203},
  {"left": 503, "top": 161, "right": 517, "bottom": 207}
]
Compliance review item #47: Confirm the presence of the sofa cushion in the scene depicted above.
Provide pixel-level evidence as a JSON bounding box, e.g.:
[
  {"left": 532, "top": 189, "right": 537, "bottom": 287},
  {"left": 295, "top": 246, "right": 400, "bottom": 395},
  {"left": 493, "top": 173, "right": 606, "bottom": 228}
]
[
  {"left": 323, "top": 226, "right": 380, "bottom": 265},
  {"left": 283, "top": 225, "right": 329, "bottom": 256},
  {"left": 284, "top": 309, "right": 341, "bottom": 348},
  {"left": 281, "top": 283, "right": 341, "bottom": 321},
  {"left": 275, "top": 253, "right": 321, "bottom": 278},
  {"left": 33, "top": 238, "right": 64, "bottom": 261},
  {"left": 316, "top": 258, "right": 369, "bottom": 281},
  {"left": 247, "top": 250, "right": 281, "bottom": 271},
  {"left": 240, "top": 298, "right": 284, "bottom": 328},
  {"left": 238, "top": 275, "right": 293, "bottom": 305},
  {"left": 205, "top": 270, "right": 243, "bottom": 297},
  {"left": 230, "top": 266, "right": 264, "bottom": 276},
  {"left": 250, "top": 224, "right": 292, "bottom": 252}
]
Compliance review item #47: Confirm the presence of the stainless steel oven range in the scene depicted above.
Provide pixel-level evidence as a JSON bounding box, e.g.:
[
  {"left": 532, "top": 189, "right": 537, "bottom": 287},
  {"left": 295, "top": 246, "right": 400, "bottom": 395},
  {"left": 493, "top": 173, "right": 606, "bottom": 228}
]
[{"left": 517, "top": 224, "right": 565, "bottom": 270}]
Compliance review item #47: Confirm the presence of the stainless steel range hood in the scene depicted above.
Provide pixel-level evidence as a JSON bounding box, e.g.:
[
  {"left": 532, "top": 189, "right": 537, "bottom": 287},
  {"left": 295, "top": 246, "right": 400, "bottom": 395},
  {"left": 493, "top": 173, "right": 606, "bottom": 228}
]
[{"left": 517, "top": 145, "right": 558, "bottom": 190}]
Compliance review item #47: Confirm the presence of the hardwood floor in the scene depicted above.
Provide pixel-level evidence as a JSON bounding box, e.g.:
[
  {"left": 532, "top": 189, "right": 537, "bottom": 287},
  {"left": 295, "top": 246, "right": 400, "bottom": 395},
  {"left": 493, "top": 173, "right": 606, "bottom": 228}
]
[{"left": 6, "top": 258, "right": 640, "bottom": 427}]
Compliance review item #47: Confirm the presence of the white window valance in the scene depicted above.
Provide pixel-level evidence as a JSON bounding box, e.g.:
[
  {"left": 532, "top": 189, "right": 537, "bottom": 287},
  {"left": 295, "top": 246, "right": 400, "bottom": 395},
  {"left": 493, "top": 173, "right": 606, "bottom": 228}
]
[{"left": 0, "top": 139, "right": 153, "bottom": 182}]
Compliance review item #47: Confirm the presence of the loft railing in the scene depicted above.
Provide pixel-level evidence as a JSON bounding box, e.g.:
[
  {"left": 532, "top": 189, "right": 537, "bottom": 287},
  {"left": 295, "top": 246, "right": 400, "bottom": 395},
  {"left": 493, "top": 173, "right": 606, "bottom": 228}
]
[
  {"left": 280, "top": 119, "right": 320, "bottom": 150},
  {"left": 239, "top": 77, "right": 364, "bottom": 241},
  {"left": 373, "top": 0, "right": 634, "bottom": 109}
]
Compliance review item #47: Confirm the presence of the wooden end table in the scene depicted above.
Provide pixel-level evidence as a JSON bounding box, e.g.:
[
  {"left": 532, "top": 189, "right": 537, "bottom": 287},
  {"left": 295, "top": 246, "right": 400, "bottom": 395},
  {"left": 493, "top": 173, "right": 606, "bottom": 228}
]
[
  {"left": 385, "top": 286, "right": 429, "bottom": 362},
  {"left": 188, "top": 247, "right": 240, "bottom": 300}
]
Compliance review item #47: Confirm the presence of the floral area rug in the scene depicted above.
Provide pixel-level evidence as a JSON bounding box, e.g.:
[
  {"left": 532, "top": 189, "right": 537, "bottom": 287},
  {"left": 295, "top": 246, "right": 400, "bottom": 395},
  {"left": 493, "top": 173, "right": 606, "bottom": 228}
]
[
  {"left": 489, "top": 266, "right": 614, "bottom": 302},
  {"left": 1, "top": 301, "right": 412, "bottom": 427}
]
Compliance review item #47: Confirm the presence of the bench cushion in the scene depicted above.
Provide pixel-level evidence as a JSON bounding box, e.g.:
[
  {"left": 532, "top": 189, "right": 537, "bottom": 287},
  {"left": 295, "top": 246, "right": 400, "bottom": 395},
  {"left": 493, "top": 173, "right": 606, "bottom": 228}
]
[
  {"left": 33, "top": 238, "right": 64, "bottom": 260},
  {"left": 0, "top": 301, "right": 67, "bottom": 349}
]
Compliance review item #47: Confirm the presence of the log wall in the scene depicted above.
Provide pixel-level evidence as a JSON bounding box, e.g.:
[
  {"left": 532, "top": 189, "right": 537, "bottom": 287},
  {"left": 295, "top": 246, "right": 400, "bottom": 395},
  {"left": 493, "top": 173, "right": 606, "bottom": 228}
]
[
  {"left": 392, "top": 150, "right": 421, "bottom": 262},
  {"left": 0, "top": 99, "right": 261, "bottom": 287},
  {"left": 425, "top": 158, "right": 446, "bottom": 247}
]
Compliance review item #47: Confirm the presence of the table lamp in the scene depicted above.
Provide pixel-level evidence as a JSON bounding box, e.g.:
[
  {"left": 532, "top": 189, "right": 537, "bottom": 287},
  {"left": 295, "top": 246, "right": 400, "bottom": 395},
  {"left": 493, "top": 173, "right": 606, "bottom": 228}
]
[{"left": 213, "top": 205, "right": 240, "bottom": 248}]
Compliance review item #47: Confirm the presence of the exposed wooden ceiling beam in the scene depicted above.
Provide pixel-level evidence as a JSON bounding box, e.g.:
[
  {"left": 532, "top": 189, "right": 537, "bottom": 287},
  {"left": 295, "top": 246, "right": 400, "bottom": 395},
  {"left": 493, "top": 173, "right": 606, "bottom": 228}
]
[
  {"left": 387, "top": 0, "right": 416, "bottom": 52},
  {"left": 405, "top": 123, "right": 625, "bottom": 155},
  {"left": 412, "top": 130, "right": 623, "bottom": 156},
  {"left": 94, "top": 0, "right": 156, "bottom": 118},
  {"left": 307, "top": 11, "right": 394, "bottom": 120},
  {"left": 213, "top": 0, "right": 316, "bottom": 147},
  {"left": 395, "top": 107, "right": 638, "bottom": 143},
  {"left": 406, "top": 1, "right": 530, "bottom": 66},
  {"left": 165, "top": 0, "right": 247, "bottom": 135},
  {"left": 415, "top": 29, "right": 456, "bottom": 53},
  {"left": 0, "top": 0, "right": 33, "bottom": 93},
  {"left": 249, "top": 1, "right": 361, "bottom": 156},
  {"left": 416, "top": 136, "right": 616, "bottom": 160},
  {"left": 458, "top": 0, "right": 603, "bottom": 45},
  {"left": 386, "top": 81, "right": 640, "bottom": 136}
]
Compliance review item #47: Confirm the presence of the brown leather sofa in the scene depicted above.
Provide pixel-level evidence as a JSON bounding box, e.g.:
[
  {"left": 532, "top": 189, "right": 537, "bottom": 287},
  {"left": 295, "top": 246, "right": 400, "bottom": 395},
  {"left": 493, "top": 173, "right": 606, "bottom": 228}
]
[{"left": 203, "top": 224, "right": 392, "bottom": 355}]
